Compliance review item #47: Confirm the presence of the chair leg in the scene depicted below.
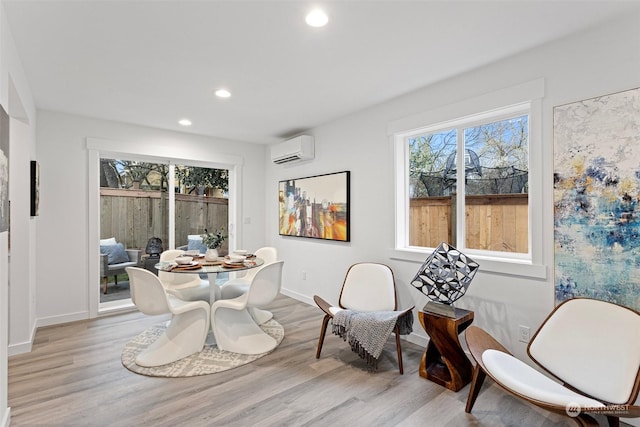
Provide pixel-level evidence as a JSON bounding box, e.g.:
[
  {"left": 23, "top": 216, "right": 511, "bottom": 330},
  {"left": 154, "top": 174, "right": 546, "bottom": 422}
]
[
  {"left": 394, "top": 326, "right": 404, "bottom": 375},
  {"left": 465, "top": 364, "right": 487, "bottom": 413},
  {"left": 574, "top": 414, "right": 601, "bottom": 426},
  {"left": 316, "top": 314, "right": 331, "bottom": 359},
  {"left": 102, "top": 277, "right": 108, "bottom": 294},
  {"left": 606, "top": 416, "right": 620, "bottom": 427}
]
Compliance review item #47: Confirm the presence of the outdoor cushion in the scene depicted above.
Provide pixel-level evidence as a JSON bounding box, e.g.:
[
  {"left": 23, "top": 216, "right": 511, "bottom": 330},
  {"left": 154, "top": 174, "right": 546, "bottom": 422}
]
[
  {"left": 187, "top": 237, "right": 207, "bottom": 254},
  {"left": 100, "top": 243, "right": 130, "bottom": 264},
  {"left": 100, "top": 237, "right": 117, "bottom": 246}
]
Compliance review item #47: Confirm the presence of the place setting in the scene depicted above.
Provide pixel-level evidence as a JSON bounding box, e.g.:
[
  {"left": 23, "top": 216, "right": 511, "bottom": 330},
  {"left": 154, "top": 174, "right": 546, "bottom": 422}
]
[{"left": 221, "top": 250, "right": 256, "bottom": 268}]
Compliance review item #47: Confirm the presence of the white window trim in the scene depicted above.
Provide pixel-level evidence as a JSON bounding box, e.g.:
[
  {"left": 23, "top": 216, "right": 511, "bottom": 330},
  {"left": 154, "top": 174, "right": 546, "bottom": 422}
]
[{"left": 389, "top": 79, "right": 547, "bottom": 279}]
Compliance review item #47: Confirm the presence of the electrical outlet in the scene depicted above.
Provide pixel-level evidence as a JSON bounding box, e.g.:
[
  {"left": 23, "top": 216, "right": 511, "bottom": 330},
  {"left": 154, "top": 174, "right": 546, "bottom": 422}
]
[
  {"left": 518, "top": 325, "right": 530, "bottom": 343},
  {"left": 302, "top": 271, "right": 307, "bottom": 280}
]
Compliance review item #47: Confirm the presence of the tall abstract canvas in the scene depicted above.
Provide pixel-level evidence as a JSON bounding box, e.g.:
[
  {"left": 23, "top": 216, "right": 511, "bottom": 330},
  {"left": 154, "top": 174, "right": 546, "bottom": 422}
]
[{"left": 554, "top": 87, "right": 640, "bottom": 310}]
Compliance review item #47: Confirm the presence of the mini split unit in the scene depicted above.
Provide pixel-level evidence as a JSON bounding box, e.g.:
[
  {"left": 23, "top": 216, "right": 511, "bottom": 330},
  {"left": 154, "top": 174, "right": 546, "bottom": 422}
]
[{"left": 270, "top": 135, "right": 315, "bottom": 164}]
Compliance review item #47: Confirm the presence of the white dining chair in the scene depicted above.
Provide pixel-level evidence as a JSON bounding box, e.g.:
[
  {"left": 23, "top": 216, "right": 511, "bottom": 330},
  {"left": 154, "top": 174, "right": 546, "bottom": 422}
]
[
  {"left": 158, "top": 249, "right": 210, "bottom": 302},
  {"left": 220, "top": 247, "right": 278, "bottom": 324},
  {"left": 126, "top": 267, "right": 210, "bottom": 367},
  {"left": 211, "top": 260, "right": 284, "bottom": 354}
]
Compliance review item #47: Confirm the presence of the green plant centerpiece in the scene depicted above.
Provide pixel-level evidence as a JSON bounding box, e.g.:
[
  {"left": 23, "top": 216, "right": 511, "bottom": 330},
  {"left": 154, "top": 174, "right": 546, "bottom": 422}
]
[{"left": 201, "top": 228, "right": 226, "bottom": 261}]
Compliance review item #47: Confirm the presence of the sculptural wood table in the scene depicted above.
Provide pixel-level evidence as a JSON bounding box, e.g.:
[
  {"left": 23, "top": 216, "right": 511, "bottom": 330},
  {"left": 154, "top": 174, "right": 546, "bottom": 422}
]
[{"left": 419, "top": 307, "right": 474, "bottom": 392}]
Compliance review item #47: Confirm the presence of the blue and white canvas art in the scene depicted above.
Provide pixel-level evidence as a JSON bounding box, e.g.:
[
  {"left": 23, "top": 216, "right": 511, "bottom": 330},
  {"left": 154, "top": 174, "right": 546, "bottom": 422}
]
[{"left": 554, "top": 87, "right": 640, "bottom": 310}]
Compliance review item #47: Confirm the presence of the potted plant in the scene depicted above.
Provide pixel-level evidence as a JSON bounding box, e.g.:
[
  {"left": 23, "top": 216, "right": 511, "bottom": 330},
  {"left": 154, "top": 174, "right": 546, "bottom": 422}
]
[{"left": 201, "top": 228, "right": 226, "bottom": 261}]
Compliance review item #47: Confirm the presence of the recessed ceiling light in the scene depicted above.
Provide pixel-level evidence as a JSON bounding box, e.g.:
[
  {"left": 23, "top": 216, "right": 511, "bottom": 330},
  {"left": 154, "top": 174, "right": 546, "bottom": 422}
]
[
  {"left": 306, "top": 9, "right": 328, "bottom": 27},
  {"left": 178, "top": 119, "right": 192, "bottom": 126},
  {"left": 215, "top": 89, "right": 231, "bottom": 98}
]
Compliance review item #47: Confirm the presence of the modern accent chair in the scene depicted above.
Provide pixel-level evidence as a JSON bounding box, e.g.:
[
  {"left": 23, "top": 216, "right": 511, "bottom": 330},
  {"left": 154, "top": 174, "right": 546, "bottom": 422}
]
[
  {"left": 313, "top": 262, "right": 411, "bottom": 374},
  {"left": 126, "top": 267, "right": 210, "bottom": 367},
  {"left": 465, "top": 298, "right": 640, "bottom": 427},
  {"left": 220, "top": 247, "right": 279, "bottom": 324},
  {"left": 211, "top": 260, "right": 284, "bottom": 355},
  {"left": 99, "top": 237, "right": 141, "bottom": 294},
  {"left": 158, "top": 249, "right": 210, "bottom": 302}
]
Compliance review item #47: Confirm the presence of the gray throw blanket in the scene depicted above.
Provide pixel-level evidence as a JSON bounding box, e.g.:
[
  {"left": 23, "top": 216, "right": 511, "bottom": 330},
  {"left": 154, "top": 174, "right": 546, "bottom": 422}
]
[{"left": 331, "top": 309, "right": 413, "bottom": 371}]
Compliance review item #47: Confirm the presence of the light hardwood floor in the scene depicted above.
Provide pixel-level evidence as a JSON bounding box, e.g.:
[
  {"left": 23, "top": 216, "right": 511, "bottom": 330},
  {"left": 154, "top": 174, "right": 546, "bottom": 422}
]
[{"left": 8, "top": 295, "right": 603, "bottom": 426}]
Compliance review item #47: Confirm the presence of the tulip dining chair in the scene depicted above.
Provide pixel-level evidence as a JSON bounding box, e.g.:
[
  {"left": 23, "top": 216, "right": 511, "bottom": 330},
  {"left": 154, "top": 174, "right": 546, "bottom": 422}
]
[
  {"left": 220, "top": 247, "right": 279, "bottom": 324},
  {"left": 126, "top": 267, "right": 210, "bottom": 367},
  {"left": 158, "top": 249, "right": 210, "bottom": 302},
  {"left": 211, "top": 260, "right": 284, "bottom": 355},
  {"left": 465, "top": 298, "right": 640, "bottom": 426}
]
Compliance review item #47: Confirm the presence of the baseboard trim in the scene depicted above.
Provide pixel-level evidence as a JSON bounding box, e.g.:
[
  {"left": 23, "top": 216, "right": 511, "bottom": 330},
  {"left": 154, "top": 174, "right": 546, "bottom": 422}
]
[
  {"left": 36, "top": 310, "right": 89, "bottom": 328},
  {"left": 280, "top": 287, "right": 314, "bottom": 306},
  {"left": 8, "top": 318, "right": 37, "bottom": 356},
  {"left": 1, "top": 407, "right": 10, "bottom": 427}
]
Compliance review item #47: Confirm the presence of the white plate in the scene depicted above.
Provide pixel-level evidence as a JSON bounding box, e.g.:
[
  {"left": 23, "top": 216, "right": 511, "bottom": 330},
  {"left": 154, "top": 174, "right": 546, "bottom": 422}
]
[{"left": 175, "top": 261, "right": 199, "bottom": 267}]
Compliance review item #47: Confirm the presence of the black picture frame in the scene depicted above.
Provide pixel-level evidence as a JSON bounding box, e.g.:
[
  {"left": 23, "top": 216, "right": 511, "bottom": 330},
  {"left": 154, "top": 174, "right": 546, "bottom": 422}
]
[
  {"left": 30, "top": 160, "right": 39, "bottom": 216},
  {"left": 278, "top": 171, "right": 350, "bottom": 242}
]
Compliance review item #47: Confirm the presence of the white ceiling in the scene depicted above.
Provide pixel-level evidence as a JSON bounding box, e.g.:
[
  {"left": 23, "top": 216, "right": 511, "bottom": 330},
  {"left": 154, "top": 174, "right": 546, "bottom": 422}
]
[{"left": 3, "top": 1, "right": 639, "bottom": 145}]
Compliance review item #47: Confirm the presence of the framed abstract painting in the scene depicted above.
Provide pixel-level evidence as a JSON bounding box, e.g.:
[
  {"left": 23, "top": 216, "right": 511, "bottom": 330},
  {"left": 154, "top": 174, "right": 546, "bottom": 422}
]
[
  {"left": 279, "top": 171, "right": 350, "bottom": 242},
  {"left": 554, "top": 87, "right": 640, "bottom": 310}
]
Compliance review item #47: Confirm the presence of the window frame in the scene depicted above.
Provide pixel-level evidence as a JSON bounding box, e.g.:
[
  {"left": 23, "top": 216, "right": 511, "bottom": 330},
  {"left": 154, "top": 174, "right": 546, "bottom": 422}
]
[{"left": 389, "top": 79, "right": 546, "bottom": 279}]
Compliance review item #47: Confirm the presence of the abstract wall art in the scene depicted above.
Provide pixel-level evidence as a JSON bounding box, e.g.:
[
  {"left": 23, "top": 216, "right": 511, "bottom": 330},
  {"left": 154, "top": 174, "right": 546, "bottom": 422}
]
[
  {"left": 554, "top": 87, "right": 640, "bottom": 310},
  {"left": 279, "top": 171, "right": 350, "bottom": 242}
]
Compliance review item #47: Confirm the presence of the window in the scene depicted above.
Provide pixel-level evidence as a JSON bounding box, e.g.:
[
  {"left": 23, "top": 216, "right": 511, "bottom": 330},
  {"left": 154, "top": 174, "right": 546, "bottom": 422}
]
[{"left": 397, "top": 103, "right": 531, "bottom": 261}]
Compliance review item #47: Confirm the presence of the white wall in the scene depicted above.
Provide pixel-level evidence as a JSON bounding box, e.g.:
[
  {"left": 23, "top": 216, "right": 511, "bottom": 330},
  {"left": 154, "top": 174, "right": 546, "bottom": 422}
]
[
  {"left": 0, "top": 0, "right": 38, "bottom": 424},
  {"left": 267, "top": 10, "right": 640, "bottom": 368},
  {"left": 34, "top": 111, "right": 267, "bottom": 326}
]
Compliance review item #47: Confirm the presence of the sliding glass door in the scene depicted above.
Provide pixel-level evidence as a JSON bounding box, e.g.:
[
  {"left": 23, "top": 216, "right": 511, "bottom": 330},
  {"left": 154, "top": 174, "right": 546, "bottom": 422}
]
[{"left": 98, "top": 157, "right": 228, "bottom": 309}]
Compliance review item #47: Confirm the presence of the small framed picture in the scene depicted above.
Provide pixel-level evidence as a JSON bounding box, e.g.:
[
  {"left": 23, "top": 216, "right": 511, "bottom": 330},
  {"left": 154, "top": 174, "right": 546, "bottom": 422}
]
[{"left": 30, "top": 160, "right": 39, "bottom": 216}]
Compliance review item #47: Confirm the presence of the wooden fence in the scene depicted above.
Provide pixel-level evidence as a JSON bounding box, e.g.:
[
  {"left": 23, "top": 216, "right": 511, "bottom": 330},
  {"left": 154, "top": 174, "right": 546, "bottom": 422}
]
[
  {"left": 410, "top": 194, "right": 528, "bottom": 253},
  {"left": 102, "top": 189, "right": 526, "bottom": 254},
  {"left": 100, "top": 188, "right": 228, "bottom": 252}
]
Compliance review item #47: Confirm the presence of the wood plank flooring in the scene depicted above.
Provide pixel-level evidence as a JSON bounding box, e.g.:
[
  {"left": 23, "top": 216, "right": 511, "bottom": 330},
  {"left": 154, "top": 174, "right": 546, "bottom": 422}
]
[{"left": 8, "top": 295, "right": 600, "bottom": 426}]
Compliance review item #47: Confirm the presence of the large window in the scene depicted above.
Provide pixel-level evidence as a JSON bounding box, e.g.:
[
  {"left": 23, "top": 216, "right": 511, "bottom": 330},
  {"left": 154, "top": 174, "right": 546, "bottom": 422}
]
[{"left": 398, "top": 103, "right": 531, "bottom": 260}]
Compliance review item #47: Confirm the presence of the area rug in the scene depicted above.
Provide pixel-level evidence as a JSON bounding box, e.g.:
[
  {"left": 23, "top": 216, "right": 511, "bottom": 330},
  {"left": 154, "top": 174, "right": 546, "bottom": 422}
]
[{"left": 121, "top": 319, "right": 284, "bottom": 377}]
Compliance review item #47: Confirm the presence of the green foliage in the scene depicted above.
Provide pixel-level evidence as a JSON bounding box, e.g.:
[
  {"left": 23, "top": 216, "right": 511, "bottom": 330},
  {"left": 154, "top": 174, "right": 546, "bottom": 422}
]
[
  {"left": 100, "top": 160, "right": 228, "bottom": 193},
  {"left": 201, "top": 228, "right": 226, "bottom": 249},
  {"left": 176, "top": 167, "right": 228, "bottom": 193}
]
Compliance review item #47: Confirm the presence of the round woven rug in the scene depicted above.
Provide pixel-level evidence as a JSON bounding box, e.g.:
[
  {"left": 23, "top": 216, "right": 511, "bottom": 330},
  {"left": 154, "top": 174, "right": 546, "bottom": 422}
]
[{"left": 121, "top": 319, "right": 284, "bottom": 377}]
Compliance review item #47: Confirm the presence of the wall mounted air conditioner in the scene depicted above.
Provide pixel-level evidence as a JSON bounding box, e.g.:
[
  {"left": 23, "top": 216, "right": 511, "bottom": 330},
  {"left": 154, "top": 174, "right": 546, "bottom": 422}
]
[{"left": 271, "top": 135, "right": 315, "bottom": 164}]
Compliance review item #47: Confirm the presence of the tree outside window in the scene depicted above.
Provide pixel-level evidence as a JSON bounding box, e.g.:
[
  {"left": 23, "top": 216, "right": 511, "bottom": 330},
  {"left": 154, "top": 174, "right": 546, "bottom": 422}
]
[{"left": 407, "top": 113, "right": 529, "bottom": 254}]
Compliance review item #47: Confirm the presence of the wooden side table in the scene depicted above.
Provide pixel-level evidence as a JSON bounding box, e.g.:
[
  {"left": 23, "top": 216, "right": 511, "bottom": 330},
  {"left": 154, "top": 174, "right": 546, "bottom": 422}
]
[{"left": 419, "top": 307, "right": 474, "bottom": 392}]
